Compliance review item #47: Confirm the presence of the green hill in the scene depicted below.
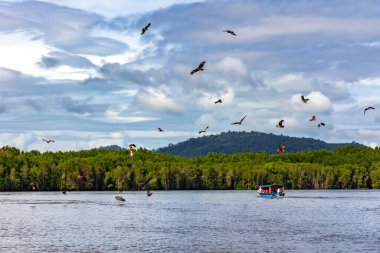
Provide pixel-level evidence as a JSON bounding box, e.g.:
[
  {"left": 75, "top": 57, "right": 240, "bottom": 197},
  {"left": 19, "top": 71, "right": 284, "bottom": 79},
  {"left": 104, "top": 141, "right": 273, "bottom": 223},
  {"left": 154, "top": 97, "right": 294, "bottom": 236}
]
[{"left": 156, "top": 131, "right": 364, "bottom": 157}]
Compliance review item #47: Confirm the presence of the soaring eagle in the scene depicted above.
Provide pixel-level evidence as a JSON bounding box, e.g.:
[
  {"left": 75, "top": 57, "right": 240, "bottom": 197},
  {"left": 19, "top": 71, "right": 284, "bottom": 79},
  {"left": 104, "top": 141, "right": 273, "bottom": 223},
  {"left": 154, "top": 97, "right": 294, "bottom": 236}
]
[
  {"left": 223, "top": 30, "right": 237, "bottom": 36},
  {"left": 199, "top": 126, "right": 209, "bottom": 134},
  {"left": 301, "top": 95, "right": 310, "bottom": 104},
  {"left": 190, "top": 61, "right": 206, "bottom": 75},
  {"left": 141, "top": 22, "right": 151, "bottom": 35},
  {"left": 276, "top": 120, "right": 285, "bottom": 128},
  {"left": 364, "top": 106, "right": 375, "bottom": 114},
  {"left": 231, "top": 115, "right": 247, "bottom": 125}
]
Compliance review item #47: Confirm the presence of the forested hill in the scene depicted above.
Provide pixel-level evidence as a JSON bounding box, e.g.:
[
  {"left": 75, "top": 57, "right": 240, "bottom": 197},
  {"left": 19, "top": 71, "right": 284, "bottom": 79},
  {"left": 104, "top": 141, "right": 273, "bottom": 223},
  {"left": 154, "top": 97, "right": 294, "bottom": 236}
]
[{"left": 156, "top": 131, "right": 364, "bottom": 157}]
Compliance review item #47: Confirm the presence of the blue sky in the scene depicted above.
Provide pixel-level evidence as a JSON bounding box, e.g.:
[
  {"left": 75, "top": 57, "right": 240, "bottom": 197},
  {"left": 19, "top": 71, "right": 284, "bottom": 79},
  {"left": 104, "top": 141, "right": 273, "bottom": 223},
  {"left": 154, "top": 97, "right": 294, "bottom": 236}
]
[{"left": 1, "top": 0, "right": 380, "bottom": 151}]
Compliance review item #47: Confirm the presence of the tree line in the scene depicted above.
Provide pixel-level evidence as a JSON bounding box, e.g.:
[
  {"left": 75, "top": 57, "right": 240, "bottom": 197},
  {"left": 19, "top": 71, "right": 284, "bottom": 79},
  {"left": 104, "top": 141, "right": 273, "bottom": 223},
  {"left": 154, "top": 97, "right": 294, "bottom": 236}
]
[{"left": 0, "top": 145, "right": 380, "bottom": 191}]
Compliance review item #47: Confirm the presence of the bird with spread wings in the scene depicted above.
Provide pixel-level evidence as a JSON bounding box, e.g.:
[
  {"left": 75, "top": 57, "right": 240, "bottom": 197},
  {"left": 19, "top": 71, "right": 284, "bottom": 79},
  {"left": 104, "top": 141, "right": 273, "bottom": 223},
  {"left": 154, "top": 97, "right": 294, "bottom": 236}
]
[{"left": 190, "top": 61, "right": 206, "bottom": 75}]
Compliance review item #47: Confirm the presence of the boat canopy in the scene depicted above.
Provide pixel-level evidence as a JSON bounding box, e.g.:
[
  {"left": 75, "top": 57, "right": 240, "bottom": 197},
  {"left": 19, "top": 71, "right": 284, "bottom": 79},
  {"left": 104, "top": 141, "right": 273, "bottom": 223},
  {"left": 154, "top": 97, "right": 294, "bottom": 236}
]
[{"left": 259, "top": 184, "right": 284, "bottom": 188}]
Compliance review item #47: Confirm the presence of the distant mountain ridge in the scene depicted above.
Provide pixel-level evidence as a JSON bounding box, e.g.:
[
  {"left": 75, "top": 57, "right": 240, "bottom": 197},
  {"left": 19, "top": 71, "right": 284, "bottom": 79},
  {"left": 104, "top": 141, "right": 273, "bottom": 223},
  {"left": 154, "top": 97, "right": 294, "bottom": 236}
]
[
  {"left": 98, "top": 145, "right": 126, "bottom": 150},
  {"left": 155, "top": 131, "right": 364, "bottom": 157}
]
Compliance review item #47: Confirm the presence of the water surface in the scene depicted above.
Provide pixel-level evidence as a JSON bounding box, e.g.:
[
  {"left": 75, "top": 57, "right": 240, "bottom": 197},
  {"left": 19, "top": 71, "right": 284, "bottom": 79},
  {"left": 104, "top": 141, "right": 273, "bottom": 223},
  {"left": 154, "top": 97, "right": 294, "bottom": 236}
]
[{"left": 0, "top": 190, "right": 379, "bottom": 253}]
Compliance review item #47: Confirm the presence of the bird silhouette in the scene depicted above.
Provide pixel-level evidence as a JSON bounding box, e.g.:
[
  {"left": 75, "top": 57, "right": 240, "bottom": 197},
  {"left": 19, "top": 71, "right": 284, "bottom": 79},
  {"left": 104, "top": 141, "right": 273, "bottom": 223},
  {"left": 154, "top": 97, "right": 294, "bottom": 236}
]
[
  {"left": 231, "top": 115, "right": 247, "bottom": 125},
  {"left": 115, "top": 195, "right": 125, "bottom": 202},
  {"left": 301, "top": 95, "right": 310, "bottom": 104},
  {"left": 318, "top": 123, "right": 325, "bottom": 128},
  {"left": 214, "top": 99, "right": 222, "bottom": 104},
  {"left": 276, "top": 144, "right": 286, "bottom": 154},
  {"left": 190, "top": 61, "right": 206, "bottom": 75},
  {"left": 276, "top": 120, "right": 285, "bottom": 128},
  {"left": 158, "top": 127, "right": 164, "bottom": 132},
  {"left": 223, "top": 30, "right": 237, "bottom": 36},
  {"left": 42, "top": 139, "right": 54, "bottom": 143},
  {"left": 364, "top": 106, "right": 375, "bottom": 114},
  {"left": 309, "top": 115, "right": 316, "bottom": 121},
  {"left": 147, "top": 190, "right": 153, "bottom": 197},
  {"left": 141, "top": 22, "right": 151, "bottom": 35},
  {"left": 199, "top": 126, "right": 209, "bottom": 134}
]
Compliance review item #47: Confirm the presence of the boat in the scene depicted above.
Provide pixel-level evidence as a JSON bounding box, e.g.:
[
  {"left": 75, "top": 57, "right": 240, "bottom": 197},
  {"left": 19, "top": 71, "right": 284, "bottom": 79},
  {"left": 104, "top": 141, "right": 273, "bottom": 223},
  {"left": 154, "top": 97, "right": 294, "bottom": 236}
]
[{"left": 258, "top": 184, "right": 285, "bottom": 198}]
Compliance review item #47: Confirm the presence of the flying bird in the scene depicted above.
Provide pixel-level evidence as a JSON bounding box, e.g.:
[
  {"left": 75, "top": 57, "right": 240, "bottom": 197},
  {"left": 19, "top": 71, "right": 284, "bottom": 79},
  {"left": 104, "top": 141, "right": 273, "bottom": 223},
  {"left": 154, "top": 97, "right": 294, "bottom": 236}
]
[
  {"left": 318, "top": 123, "right": 325, "bottom": 128},
  {"left": 231, "top": 115, "right": 247, "bottom": 125},
  {"left": 129, "top": 144, "right": 136, "bottom": 158},
  {"left": 190, "top": 61, "right": 206, "bottom": 75},
  {"left": 276, "top": 144, "right": 286, "bottom": 154},
  {"left": 301, "top": 95, "right": 310, "bottom": 104},
  {"left": 223, "top": 30, "right": 237, "bottom": 36},
  {"left": 147, "top": 190, "right": 153, "bottom": 197},
  {"left": 276, "top": 120, "right": 285, "bottom": 128},
  {"left": 77, "top": 166, "right": 87, "bottom": 182},
  {"left": 30, "top": 182, "right": 37, "bottom": 191},
  {"left": 199, "top": 126, "right": 209, "bottom": 134},
  {"left": 43, "top": 139, "right": 54, "bottom": 143},
  {"left": 141, "top": 22, "right": 151, "bottom": 35},
  {"left": 214, "top": 99, "right": 222, "bottom": 104},
  {"left": 309, "top": 116, "right": 316, "bottom": 121},
  {"left": 115, "top": 196, "right": 125, "bottom": 202},
  {"left": 158, "top": 127, "right": 164, "bottom": 132},
  {"left": 364, "top": 106, "right": 375, "bottom": 114}
]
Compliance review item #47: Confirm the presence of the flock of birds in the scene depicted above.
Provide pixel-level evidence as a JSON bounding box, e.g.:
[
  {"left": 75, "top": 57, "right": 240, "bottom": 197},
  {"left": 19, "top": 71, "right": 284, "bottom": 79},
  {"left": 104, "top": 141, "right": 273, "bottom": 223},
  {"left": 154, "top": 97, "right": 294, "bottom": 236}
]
[{"left": 0, "top": 21, "right": 377, "bottom": 201}]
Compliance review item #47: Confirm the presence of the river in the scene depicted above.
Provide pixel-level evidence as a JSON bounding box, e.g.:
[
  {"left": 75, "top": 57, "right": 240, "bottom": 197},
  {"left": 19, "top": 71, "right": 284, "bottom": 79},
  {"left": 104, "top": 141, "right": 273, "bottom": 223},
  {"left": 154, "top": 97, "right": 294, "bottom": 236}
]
[{"left": 0, "top": 190, "right": 379, "bottom": 253}]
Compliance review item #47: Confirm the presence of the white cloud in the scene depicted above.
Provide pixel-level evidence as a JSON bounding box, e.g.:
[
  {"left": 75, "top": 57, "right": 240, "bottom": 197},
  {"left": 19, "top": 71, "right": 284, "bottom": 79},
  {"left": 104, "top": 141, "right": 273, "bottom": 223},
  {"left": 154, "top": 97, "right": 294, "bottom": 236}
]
[
  {"left": 135, "top": 85, "right": 185, "bottom": 113},
  {"left": 43, "top": 0, "right": 204, "bottom": 18}
]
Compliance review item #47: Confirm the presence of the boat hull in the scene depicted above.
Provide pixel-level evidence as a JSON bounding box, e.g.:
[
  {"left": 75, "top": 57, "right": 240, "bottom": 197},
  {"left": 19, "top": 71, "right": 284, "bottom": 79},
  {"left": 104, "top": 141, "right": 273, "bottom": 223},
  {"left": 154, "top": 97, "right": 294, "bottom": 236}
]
[{"left": 259, "top": 193, "right": 285, "bottom": 198}]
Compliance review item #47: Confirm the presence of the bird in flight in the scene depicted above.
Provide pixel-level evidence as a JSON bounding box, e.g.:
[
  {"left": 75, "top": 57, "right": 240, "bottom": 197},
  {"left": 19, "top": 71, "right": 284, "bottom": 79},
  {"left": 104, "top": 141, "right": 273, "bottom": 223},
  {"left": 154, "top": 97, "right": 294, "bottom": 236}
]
[
  {"left": 318, "top": 123, "right": 325, "bottom": 128},
  {"left": 141, "top": 22, "right": 151, "bottom": 35},
  {"left": 276, "top": 120, "right": 285, "bottom": 128},
  {"left": 199, "top": 126, "right": 209, "bottom": 134},
  {"left": 364, "top": 106, "right": 375, "bottom": 114},
  {"left": 158, "top": 127, "right": 164, "bottom": 132},
  {"left": 43, "top": 139, "right": 54, "bottom": 143},
  {"left": 190, "top": 61, "right": 206, "bottom": 75},
  {"left": 301, "top": 95, "right": 310, "bottom": 104},
  {"left": 147, "top": 190, "right": 153, "bottom": 197},
  {"left": 223, "top": 30, "right": 237, "bottom": 36},
  {"left": 309, "top": 116, "right": 316, "bottom": 121},
  {"left": 276, "top": 144, "right": 286, "bottom": 154},
  {"left": 77, "top": 166, "right": 87, "bottom": 183},
  {"left": 30, "top": 182, "right": 37, "bottom": 191},
  {"left": 214, "top": 99, "right": 222, "bottom": 104},
  {"left": 129, "top": 144, "right": 136, "bottom": 158},
  {"left": 115, "top": 195, "right": 125, "bottom": 202},
  {"left": 231, "top": 115, "right": 247, "bottom": 125}
]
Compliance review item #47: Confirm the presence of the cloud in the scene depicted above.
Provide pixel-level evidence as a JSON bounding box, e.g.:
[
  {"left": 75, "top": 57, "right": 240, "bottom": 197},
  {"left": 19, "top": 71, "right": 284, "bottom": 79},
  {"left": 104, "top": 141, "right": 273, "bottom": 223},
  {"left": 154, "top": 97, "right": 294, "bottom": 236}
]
[
  {"left": 60, "top": 96, "right": 106, "bottom": 115},
  {"left": 1, "top": 0, "right": 380, "bottom": 151},
  {"left": 135, "top": 85, "right": 185, "bottom": 113},
  {"left": 37, "top": 51, "right": 96, "bottom": 69}
]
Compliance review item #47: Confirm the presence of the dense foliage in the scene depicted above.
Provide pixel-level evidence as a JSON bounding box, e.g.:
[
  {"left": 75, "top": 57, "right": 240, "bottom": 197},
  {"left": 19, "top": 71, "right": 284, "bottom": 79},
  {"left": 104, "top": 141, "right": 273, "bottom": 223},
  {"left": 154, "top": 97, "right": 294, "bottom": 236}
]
[
  {"left": 1, "top": 145, "right": 380, "bottom": 191},
  {"left": 156, "top": 131, "right": 363, "bottom": 157}
]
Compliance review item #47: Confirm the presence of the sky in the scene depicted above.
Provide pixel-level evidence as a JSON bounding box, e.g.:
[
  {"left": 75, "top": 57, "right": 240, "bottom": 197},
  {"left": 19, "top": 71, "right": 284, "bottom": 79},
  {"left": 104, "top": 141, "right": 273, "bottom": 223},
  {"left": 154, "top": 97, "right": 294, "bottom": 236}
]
[{"left": 1, "top": 0, "right": 380, "bottom": 152}]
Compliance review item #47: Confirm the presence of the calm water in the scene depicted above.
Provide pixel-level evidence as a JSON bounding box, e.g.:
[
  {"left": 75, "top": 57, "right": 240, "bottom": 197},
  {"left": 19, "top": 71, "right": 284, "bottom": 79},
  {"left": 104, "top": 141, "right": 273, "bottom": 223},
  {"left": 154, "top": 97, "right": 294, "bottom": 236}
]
[{"left": 0, "top": 190, "right": 379, "bottom": 253}]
